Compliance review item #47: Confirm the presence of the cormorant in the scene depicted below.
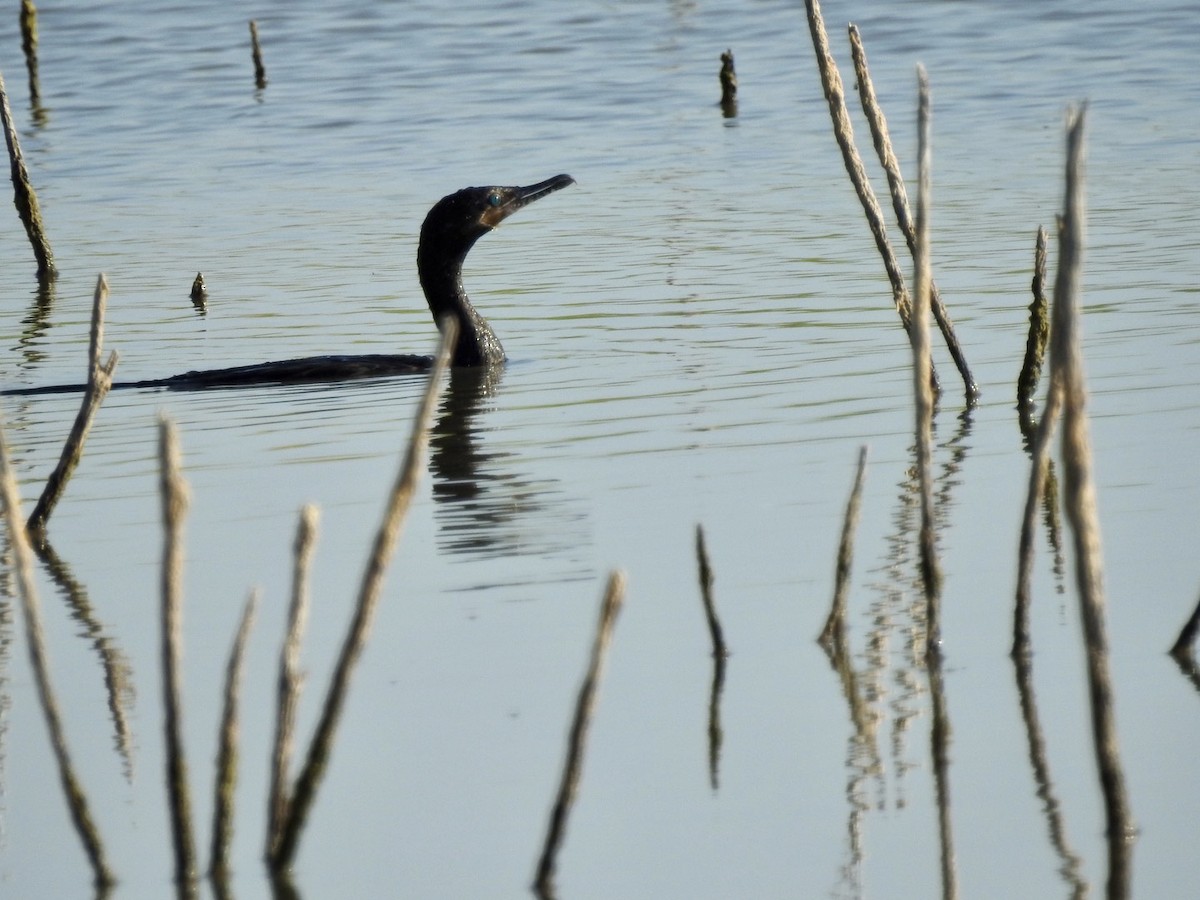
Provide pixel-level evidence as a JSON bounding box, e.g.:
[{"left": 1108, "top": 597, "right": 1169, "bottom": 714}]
[{"left": 5, "top": 174, "right": 574, "bottom": 394}]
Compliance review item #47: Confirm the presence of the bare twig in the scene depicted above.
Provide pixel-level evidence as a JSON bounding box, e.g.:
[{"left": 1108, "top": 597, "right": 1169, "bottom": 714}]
[
  {"left": 818, "top": 446, "right": 869, "bottom": 648},
  {"left": 1051, "top": 105, "right": 1134, "bottom": 897},
  {"left": 802, "top": 0, "right": 915, "bottom": 338},
  {"left": 20, "top": 0, "right": 41, "bottom": 106},
  {"left": 848, "top": 25, "right": 977, "bottom": 403},
  {"left": 27, "top": 274, "right": 119, "bottom": 538},
  {"left": 533, "top": 571, "right": 627, "bottom": 899},
  {"left": 0, "top": 65, "right": 54, "bottom": 277},
  {"left": 269, "top": 319, "right": 458, "bottom": 870},
  {"left": 266, "top": 504, "right": 319, "bottom": 859},
  {"left": 695, "top": 525, "right": 728, "bottom": 658},
  {"left": 0, "top": 420, "right": 114, "bottom": 889},
  {"left": 159, "top": 416, "right": 198, "bottom": 891},
  {"left": 210, "top": 590, "right": 260, "bottom": 881},
  {"left": 911, "top": 66, "right": 942, "bottom": 650}
]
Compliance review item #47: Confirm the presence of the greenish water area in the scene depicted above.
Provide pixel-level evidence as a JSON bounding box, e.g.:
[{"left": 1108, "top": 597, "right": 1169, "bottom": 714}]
[{"left": 0, "top": 1, "right": 1197, "bottom": 897}]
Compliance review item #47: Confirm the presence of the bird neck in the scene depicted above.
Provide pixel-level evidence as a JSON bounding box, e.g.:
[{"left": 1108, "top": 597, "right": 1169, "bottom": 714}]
[{"left": 417, "top": 244, "right": 505, "bottom": 368}]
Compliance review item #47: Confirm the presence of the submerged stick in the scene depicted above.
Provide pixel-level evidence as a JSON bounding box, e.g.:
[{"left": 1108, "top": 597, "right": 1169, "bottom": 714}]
[
  {"left": 719, "top": 49, "right": 737, "bottom": 118},
  {"left": 818, "top": 446, "right": 869, "bottom": 648},
  {"left": 269, "top": 319, "right": 458, "bottom": 870},
  {"left": 0, "top": 421, "right": 114, "bottom": 890},
  {"left": 159, "top": 416, "right": 198, "bottom": 889},
  {"left": 695, "top": 524, "right": 728, "bottom": 659},
  {"left": 911, "top": 66, "right": 942, "bottom": 648},
  {"left": 803, "top": 0, "right": 915, "bottom": 338},
  {"left": 848, "top": 26, "right": 976, "bottom": 403},
  {"left": 694, "top": 525, "right": 727, "bottom": 790},
  {"left": 1051, "top": 106, "right": 1134, "bottom": 895},
  {"left": 266, "top": 504, "right": 319, "bottom": 859},
  {"left": 1018, "top": 227, "right": 1051, "bottom": 437},
  {"left": 210, "top": 590, "right": 259, "bottom": 881},
  {"left": 249, "top": 21, "right": 267, "bottom": 89},
  {"left": 533, "top": 571, "right": 627, "bottom": 898},
  {"left": 1169, "top": 590, "right": 1200, "bottom": 660},
  {"left": 0, "top": 66, "right": 54, "bottom": 277},
  {"left": 27, "top": 274, "right": 119, "bottom": 538}
]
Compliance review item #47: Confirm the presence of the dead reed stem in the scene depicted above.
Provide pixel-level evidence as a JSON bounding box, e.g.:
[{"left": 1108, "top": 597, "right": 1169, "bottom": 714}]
[
  {"left": 533, "top": 571, "right": 627, "bottom": 898},
  {"left": 249, "top": 21, "right": 268, "bottom": 89},
  {"left": 159, "top": 416, "right": 198, "bottom": 890},
  {"left": 269, "top": 319, "right": 458, "bottom": 870},
  {"left": 0, "top": 421, "right": 114, "bottom": 889},
  {"left": 20, "top": 0, "right": 41, "bottom": 105},
  {"left": 1051, "top": 106, "right": 1134, "bottom": 896},
  {"left": 1013, "top": 379, "right": 1063, "bottom": 658},
  {"left": 802, "top": 0, "right": 914, "bottom": 337},
  {"left": 1018, "top": 227, "right": 1051, "bottom": 436},
  {"left": 818, "top": 445, "right": 869, "bottom": 648},
  {"left": 848, "top": 25, "right": 977, "bottom": 404},
  {"left": 1169, "top": 590, "right": 1200, "bottom": 661},
  {"left": 0, "top": 65, "right": 54, "bottom": 277},
  {"left": 694, "top": 524, "right": 728, "bottom": 658},
  {"left": 911, "top": 66, "right": 942, "bottom": 649},
  {"left": 209, "top": 590, "right": 259, "bottom": 881},
  {"left": 694, "top": 524, "right": 727, "bottom": 789},
  {"left": 266, "top": 504, "right": 319, "bottom": 859},
  {"left": 27, "top": 274, "right": 119, "bottom": 538}
]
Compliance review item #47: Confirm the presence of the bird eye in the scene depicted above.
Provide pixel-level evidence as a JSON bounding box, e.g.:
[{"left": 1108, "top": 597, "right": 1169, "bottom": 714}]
[{"left": 487, "top": 192, "right": 502, "bottom": 207}]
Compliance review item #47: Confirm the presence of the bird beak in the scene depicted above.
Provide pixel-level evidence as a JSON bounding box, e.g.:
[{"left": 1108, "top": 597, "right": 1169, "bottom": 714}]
[{"left": 484, "top": 174, "right": 575, "bottom": 228}]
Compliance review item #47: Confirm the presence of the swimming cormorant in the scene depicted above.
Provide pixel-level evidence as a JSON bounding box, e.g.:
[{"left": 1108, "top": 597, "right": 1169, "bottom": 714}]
[{"left": 5, "top": 174, "right": 574, "bottom": 394}]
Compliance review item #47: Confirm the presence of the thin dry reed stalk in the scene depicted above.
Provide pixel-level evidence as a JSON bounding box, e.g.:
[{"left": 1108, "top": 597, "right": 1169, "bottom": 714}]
[
  {"left": 269, "top": 319, "right": 458, "bottom": 870},
  {"left": 0, "top": 422, "right": 114, "bottom": 890},
  {"left": 20, "top": 0, "right": 40, "bottom": 105},
  {"left": 1169, "top": 591, "right": 1200, "bottom": 660},
  {"left": 911, "top": 66, "right": 942, "bottom": 649},
  {"left": 533, "top": 571, "right": 627, "bottom": 899},
  {"left": 158, "top": 416, "right": 198, "bottom": 891},
  {"left": 694, "top": 524, "right": 727, "bottom": 658},
  {"left": 266, "top": 504, "right": 319, "bottom": 859},
  {"left": 249, "top": 21, "right": 267, "bottom": 89},
  {"left": 27, "top": 274, "right": 119, "bottom": 538},
  {"left": 802, "top": 0, "right": 913, "bottom": 335},
  {"left": 1018, "top": 227, "right": 1051, "bottom": 435},
  {"left": 818, "top": 445, "right": 869, "bottom": 648},
  {"left": 209, "top": 590, "right": 259, "bottom": 881},
  {"left": 1051, "top": 106, "right": 1134, "bottom": 897},
  {"left": 0, "top": 65, "right": 54, "bottom": 277},
  {"left": 848, "top": 25, "right": 977, "bottom": 403}
]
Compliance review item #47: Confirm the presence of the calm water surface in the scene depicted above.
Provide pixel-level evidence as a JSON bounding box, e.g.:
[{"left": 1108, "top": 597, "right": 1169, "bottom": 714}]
[{"left": 1, "top": 1, "right": 1198, "bottom": 897}]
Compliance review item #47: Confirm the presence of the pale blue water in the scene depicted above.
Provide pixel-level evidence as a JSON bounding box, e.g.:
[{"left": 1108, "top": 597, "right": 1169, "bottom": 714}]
[{"left": 0, "top": 1, "right": 1198, "bottom": 897}]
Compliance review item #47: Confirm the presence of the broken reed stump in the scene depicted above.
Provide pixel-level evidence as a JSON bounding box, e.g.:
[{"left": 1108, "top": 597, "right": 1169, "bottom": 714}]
[
  {"left": 250, "top": 21, "right": 268, "bottom": 89},
  {"left": 159, "top": 417, "right": 199, "bottom": 889},
  {"left": 1051, "top": 105, "right": 1134, "bottom": 894},
  {"left": 268, "top": 319, "right": 457, "bottom": 871},
  {"left": 26, "top": 274, "right": 119, "bottom": 539},
  {"left": 0, "top": 421, "right": 115, "bottom": 890},
  {"left": 209, "top": 590, "right": 259, "bottom": 882},
  {"left": 533, "top": 571, "right": 626, "bottom": 899},
  {"left": 190, "top": 272, "right": 208, "bottom": 310},
  {"left": 911, "top": 65, "right": 942, "bottom": 650},
  {"left": 719, "top": 49, "right": 737, "bottom": 118},
  {"left": 848, "top": 24, "right": 978, "bottom": 404},
  {"left": 21, "top": 0, "right": 41, "bottom": 106},
  {"left": 0, "top": 65, "right": 55, "bottom": 278},
  {"left": 1018, "top": 226, "right": 1050, "bottom": 437}
]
